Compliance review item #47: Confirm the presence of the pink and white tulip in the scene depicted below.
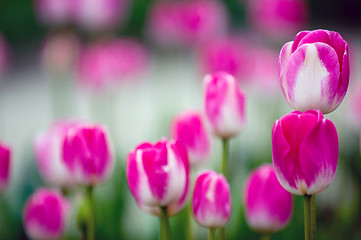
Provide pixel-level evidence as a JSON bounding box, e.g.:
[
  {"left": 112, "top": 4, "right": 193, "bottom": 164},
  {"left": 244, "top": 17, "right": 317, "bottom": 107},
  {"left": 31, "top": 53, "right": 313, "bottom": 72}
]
[
  {"left": 77, "top": 38, "right": 149, "bottom": 92},
  {"left": 33, "top": 0, "right": 76, "bottom": 25},
  {"left": 243, "top": 164, "right": 293, "bottom": 232},
  {"left": 62, "top": 124, "right": 114, "bottom": 186},
  {"left": 23, "top": 188, "right": 70, "bottom": 240},
  {"left": 170, "top": 110, "right": 211, "bottom": 167},
  {"left": 34, "top": 119, "right": 81, "bottom": 187},
  {"left": 203, "top": 72, "right": 246, "bottom": 138},
  {"left": 147, "top": 0, "right": 227, "bottom": 48},
  {"left": 192, "top": 170, "right": 231, "bottom": 228},
  {"left": 247, "top": 0, "right": 308, "bottom": 40},
  {"left": 272, "top": 110, "right": 338, "bottom": 195},
  {"left": 279, "top": 29, "right": 350, "bottom": 114},
  {"left": 126, "top": 138, "right": 189, "bottom": 216},
  {"left": 0, "top": 141, "right": 10, "bottom": 193}
]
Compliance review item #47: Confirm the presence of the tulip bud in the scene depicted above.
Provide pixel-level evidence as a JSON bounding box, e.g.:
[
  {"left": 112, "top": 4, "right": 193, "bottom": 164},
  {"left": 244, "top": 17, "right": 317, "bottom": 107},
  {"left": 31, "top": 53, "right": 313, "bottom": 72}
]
[
  {"left": 170, "top": 110, "right": 211, "bottom": 167},
  {"left": 192, "top": 170, "right": 231, "bottom": 228},
  {"left": 23, "top": 188, "right": 70, "bottom": 240},
  {"left": 203, "top": 72, "right": 246, "bottom": 138},
  {"left": 0, "top": 141, "right": 10, "bottom": 193},
  {"left": 243, "top": 164, "right": 293, "bottom": 233},
  {"left": 272, "top": 110, "right": 338, "bottom": 195},
  {"left": 34, "top": 119, "right": 81, "bottom": 187},
  {"left": 62, "top": 124, "right": 114, "bottom": 186},
  {"left": 279, "top": 29, "right": 349, "bottom": 114},
  {"left": 126, "top": 138, "right": 189, "bottom": 216}
]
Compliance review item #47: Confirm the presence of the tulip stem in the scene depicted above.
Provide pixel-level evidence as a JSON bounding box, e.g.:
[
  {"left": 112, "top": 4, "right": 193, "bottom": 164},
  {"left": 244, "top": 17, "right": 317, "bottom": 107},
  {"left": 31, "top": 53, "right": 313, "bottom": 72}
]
[
  {"left": 86, "top": 186, "right": 95, "bottom": 240},
  {"left": 261, "top": 234, "right": 271, "bottom": 240},
  {"left": 209, "top": 228, "right": 215, "bottom": 240},
  {"left": 221, "top": 138, "right": 229, "bottom": 179},
  {"left": 186, "top": 202, "right": 194, "bottom": 240},
  {"left": 304, "top": 194, "right": 316, "bottom": 240},
  {"left": 218, "top": 227, "right": 225, "bottom": 240},
  {"left": 160, "top": 206, "right": 171, "bottom": 240}
]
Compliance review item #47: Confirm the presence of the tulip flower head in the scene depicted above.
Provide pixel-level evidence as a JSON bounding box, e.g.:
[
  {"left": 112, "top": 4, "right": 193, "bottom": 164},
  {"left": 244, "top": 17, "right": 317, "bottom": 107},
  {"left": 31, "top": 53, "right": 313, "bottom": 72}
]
[
  {"left": 126, "top": 138, "right": 189, "bottom": 216},
  {"left": 62, "top": 124, "right": 114, "bottom": 186},
  {"left": 23, "top": 188, "right": 70, "bottom": 240},
  {"left": 272, "top": 110, "right": 338, "bottom": 195},
  {"left": 170, "top": 110, "right": 211, "bottom": 167},
  {"left": 0, "top": 141, "right": 10, "bottom": 193},
  {"left": 244, "top": 164, "right": 293, "bottom": 233},
  {"left": 203, "top": 72, "right": 246, "bottom": 139},
  {"left": 192, "top": 170, "right": 231, "bottom": 228},
  {"left": 279, "top": 29, "right": 350, "bottom": 114},
  {"left": 34, "top": 119, "right": 81, "bottom": 187}
]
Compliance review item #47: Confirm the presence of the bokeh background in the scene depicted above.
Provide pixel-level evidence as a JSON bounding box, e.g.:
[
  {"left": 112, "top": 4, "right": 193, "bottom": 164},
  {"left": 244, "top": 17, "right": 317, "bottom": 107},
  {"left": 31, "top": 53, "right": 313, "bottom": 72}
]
[{"left": 1, "top": 0, "right": 361, "bottom": 239}]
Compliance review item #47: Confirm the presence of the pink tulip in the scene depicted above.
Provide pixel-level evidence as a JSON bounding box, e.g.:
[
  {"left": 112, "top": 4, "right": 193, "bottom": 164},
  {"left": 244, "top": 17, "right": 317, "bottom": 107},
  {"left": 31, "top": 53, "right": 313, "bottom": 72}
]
[
  {"left": 203, "top": 72, "right": 246, "bottom": 138},
  {"left": 0, "top": 141, "right": 10, "bottom": 192},
  {"left": 247, "top": 0, "right": 308, "bottom": 40},
  {"left": 198, "top": 36, "right": 252, "bottom": 83},
  {"left": 23, "top": 188, "right": 70, "bottom": 240},
  {"left": 126, "top": 138, "right": 189, "bottom": 216},
  {"left": 279, "top": 29, "right": 350, "bottom": 114},
  {"left": 170, "top": 110, "right": 211, "bottom": 167},
  {"left": 272, "top": 110, "right": 338, "bottom": 195},
  {"left": 33, "top": 0, "right": 76, "bottom": 25},
  {"left": 74, "top": 0, "right": 128, "bottom": 31},
  {"left": 192, "top": 170, "right": 231, "bottom": 228},
  {"left": 62, "top": 124, "right": 114, "bottom": 186},
  {"left": 243, "top": 164, "right": 293, "bottom": 232},
  {"left": 147, "top": 0, "right": 227, "bottom": 48},
  {"left": 41, "top": 31, "right": 80, "bottom": 74},
  {"left": 34, "top": 119, "right": 81, "bottom": 187},
  {"left": 77, "top": 38, "right": 149, "bottom": 91}
]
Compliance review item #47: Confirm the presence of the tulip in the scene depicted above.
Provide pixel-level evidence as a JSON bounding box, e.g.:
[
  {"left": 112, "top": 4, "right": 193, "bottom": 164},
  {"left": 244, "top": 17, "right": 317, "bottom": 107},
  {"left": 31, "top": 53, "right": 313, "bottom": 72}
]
[
  {"left": 62, "top": 124, "right": 114, "bottom": 186},
  {"left": 247, "top": 0, "right": 308, "bottom": 40},
  {"left": 34, "top": 119, "right": 80, "bottom": 188},
  {"left": 170, "top": 110, "right": 211, "bottom": 167},
  {"left": 243, "top": 164, "right": 293, "bottom": 234},
  {"left": 147, "top": 0, "right": 227, "bottom": 48},
  {"left": 272, "top": 110, "right": 338, "bottom": 195},
  {"left": 126, "top": 138, "right": 189, "bottom": 240},
  {"left": 192, "top": 170, "right": 231, "bottom": 239},
  {"left": 203, "top": 72, "right": 246, "bottom": 139},
  {"left": 0, "top": 141, "right": 10, "bottom": 193},
  {"left": 33, "top": 0, "right": 75, "bottom": 25},
  {"left": 23, "top": 188, "right": 70, "bottom": 240},
  {"left": 279, "top": 29, "right": 350, "bottom": 114},
  {"left": 0, "top": 34, "right": 10, "bottom": 79}
]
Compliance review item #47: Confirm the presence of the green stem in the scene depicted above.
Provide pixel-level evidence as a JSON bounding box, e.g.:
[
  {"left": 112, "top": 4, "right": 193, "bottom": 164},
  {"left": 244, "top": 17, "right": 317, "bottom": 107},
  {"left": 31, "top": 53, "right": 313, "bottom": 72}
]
[
  {"left": 208, "top": 228, "right": 216, "bottom": 240},
  {"left": 160, "top": 206, "right": 171, "bottom": 240},
  {"left": 304, "top": 194, "right": 317, "bottom": 240},
  {"left": 217, "top": 227, "right": 225, "bottom": 240},
  {"left": 186, "top": 202, "right": 194, "bottom": 240},
  {"left": 221, "top": 138, "right": 229, "bottom": 179},
  {"left": 86, "top": 186, "right": 95, "bottom": 240},
  {"left": 261, "top": 233, "right": 271, "bottom": 240}
]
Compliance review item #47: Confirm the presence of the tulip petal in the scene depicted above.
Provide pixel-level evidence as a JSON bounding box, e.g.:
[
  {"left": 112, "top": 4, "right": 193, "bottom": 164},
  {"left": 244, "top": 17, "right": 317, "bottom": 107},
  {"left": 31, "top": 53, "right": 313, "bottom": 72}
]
[
  {"left": 279, "top": 42, "right": 293, "bottom": 102},
  {"left": 299, "top": 118, "right": 338, "bottom": 194},
  {"left": 298, "top": 29, "right": 331, "bottom": 48},
  {"left": 285, "top": 43, "right": 340, "bottom": 113},
  {"left": 291, "top": 30, "right": 310, "bottom": 52}
]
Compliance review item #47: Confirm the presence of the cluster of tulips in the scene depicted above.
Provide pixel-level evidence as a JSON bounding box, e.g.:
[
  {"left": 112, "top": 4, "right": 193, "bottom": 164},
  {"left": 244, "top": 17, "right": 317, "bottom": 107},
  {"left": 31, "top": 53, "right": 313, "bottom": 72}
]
[{"left": 0, "top": 28, "right": 350, "bottom": 240}]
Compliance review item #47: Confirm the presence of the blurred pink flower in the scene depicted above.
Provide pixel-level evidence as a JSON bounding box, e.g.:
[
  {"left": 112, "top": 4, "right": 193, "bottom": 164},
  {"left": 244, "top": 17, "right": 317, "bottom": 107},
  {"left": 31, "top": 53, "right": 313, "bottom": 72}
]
[
  {"left": 243, "top": 164, "right": 293, "bottom": 233},
  {"left": 34, "top": 119, "right": 81, "bottom": 187},
  {"left": 77, "top": 38, "right": 149, "bottom": 92},
  {"left": 62, "top": 124, "right": 114, "bottom": 186},
  {"left": 23, "top": 188, "right": 70, "bottom": 240},
  {"left": 0, "top": 34, "right": 11, "bottom": 79},
  {"left": 170, "top": 110, "right": 211, "bottom": 167},
  {"left": 272, "top": 110, "right": 338, "bottom": 195},
  {"left": 41, "top": 31, "right": 80, "bottom": 74},
  {"left": 148, "top": 0, "right": 227, "bottom": 48},
  {"left": 33, "top": 0, "right": 77, "bottom": 25},
  {"left": 192, "top": 170, "right": 231, "bottom": 228},
  {"left": 74, "top": 0, "right": 128, "bottom": 31},
  {"left": 0, "top": 141, "right": 10, "bottom": 193},
  {"left": 247, "top": 0, "right": 308, "bottom": 40},
  {"left": 126, "top": 138, "right": 190, "bottom": 216},
  {"left": 203, "top": 72, "right": 247, "bottom": 139}
]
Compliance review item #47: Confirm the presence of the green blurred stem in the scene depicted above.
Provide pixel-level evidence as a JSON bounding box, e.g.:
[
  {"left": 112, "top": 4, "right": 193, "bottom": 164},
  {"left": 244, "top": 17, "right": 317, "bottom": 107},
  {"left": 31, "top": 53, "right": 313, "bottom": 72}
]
[
  {"left": 304, "top": 194, "right": 317, "bottom": 240},
  {"left": 261, "top": 233, "right": 271, "bottom": 240},
  {"left": 209, "top": 228, "right": 215, "bottom": 240},
  {"left": 186, "top": 202, "right": 194, "bottom": 240},
  {"left": 217, "top": 227, "right": 225, "bottom": 240},
  {"left": 160, "top": 206, "right": 171, "bottom": 240},
  {"left": 221, "top": 138, "right": 229, "bottom": 179},
  {"left": 86, "top": 186, "right": 95, "bottom": 240}
]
